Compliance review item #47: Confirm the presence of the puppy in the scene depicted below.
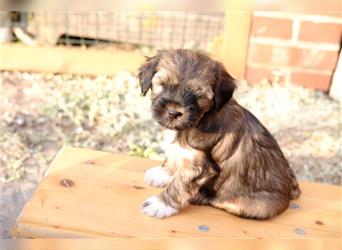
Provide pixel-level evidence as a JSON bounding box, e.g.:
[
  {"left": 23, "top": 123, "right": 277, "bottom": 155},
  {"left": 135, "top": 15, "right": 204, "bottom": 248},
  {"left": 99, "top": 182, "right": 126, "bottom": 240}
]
[{"left": 138, "top": 49, "right": 300, "bottom": 220}]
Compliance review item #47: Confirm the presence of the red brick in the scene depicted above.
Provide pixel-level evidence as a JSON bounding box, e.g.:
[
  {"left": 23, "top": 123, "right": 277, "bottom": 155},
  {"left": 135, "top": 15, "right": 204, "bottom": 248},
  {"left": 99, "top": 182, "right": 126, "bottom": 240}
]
[
  {"left": 246, "top": 66, "right": 287, "bottom": 84},
  {"left": 290, "top": 48, "right": 339, "bottom": 70},
  {"left": 249, "top": 44, "right": 291, "bottom": 65},
  {"left": 291, "top": 71, "right": 332, "bottom": 91},
  {"left": 262, "top": 0, "right": 341, "bottom": 13},
  {"left": 299, "top": 21, "right": 342, "bottom": 44},
  {"left": 246, "top": 65, "right": 333, "bottom": 90},
  {"left": 248, "top": 44, "right": 339, "bottom": 70},
  {"left": 251, "top": 16, "right": 293, "bottom": 39}
]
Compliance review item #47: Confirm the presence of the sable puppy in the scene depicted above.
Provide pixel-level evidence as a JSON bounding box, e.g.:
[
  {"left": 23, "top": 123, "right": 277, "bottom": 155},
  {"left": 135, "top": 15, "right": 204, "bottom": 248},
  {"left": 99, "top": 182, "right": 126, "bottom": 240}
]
[{"left": 138, "top": 49, "right": 300, "bottom": 219}]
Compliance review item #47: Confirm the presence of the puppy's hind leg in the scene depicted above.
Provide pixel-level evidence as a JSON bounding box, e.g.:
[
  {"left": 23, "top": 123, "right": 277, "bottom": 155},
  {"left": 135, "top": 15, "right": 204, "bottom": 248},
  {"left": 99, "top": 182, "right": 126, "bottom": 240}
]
[{"left": 211, "top": 192, "right": 290, "bottom": 220}]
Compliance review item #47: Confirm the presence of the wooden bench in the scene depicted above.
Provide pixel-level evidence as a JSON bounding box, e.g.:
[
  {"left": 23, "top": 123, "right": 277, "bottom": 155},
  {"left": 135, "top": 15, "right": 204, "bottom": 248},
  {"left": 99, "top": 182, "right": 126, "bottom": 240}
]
[{"left": 13, "top": 147, "right": 341, "bottom": 239}]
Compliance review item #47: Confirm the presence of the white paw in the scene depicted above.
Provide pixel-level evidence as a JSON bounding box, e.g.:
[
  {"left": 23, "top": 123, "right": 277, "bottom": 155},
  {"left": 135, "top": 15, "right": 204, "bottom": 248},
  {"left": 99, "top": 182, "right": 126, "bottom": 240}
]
[
  {"left": 144, "top": 166, "right": 171, "bottom": 188},
  {"left": 141, "top": 196, "right": 178, "bottom": 218}
]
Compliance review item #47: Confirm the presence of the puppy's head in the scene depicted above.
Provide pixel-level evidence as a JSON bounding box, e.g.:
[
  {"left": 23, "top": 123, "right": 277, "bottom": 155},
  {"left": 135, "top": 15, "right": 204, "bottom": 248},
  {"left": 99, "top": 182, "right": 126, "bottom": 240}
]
[{"left": 138, "top": 49, "right": 236, "bottom": 130}]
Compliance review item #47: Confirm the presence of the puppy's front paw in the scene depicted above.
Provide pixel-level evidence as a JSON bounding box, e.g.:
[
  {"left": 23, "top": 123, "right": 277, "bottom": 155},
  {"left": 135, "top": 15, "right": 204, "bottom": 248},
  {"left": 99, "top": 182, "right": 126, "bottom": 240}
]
[
  {"left": 141, "top": 196, "right": 178, "bottom": 218},
  {"left": 144, "top": 166, "right": 171, "bottom": 188}
]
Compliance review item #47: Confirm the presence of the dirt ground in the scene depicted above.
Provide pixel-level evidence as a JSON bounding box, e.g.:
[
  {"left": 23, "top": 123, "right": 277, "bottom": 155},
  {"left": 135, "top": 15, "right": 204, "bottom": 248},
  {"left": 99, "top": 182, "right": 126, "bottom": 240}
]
[{"left": 1, "top": 71, "right": 341, "bottom": 238}]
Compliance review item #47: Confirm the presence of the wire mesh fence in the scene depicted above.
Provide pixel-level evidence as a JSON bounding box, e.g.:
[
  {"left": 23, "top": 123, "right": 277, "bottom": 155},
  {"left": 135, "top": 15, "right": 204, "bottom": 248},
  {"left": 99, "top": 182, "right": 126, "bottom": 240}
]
[
  {"left": 2, "top": 12, "right": 225, "bottom": 50},
  {"left": 0, "top": 12, "right": 28, "bottom": 42}
]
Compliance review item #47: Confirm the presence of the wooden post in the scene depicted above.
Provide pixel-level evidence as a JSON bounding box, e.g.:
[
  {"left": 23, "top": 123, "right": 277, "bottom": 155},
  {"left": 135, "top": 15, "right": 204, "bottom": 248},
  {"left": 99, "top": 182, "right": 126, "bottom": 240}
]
[
  {"left": 221, "top": 0, "right": 252, "bottom": 79},
  {"left": 329, "top": 50, "right": 342, "bottom": 102}
]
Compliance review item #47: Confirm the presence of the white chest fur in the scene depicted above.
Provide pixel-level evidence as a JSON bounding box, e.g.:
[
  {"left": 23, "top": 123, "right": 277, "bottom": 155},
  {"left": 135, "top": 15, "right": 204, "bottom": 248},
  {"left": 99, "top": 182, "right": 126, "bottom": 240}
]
[{"left": 161, "top": 130, "right": 195, "bottom": 165}]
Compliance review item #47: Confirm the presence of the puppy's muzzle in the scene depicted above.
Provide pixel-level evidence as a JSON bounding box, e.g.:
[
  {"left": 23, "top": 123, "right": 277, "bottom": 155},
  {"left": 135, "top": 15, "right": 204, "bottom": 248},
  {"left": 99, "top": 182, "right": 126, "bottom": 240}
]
[{"left": 168, "top": 109, "right": 183, "bottom": 119}]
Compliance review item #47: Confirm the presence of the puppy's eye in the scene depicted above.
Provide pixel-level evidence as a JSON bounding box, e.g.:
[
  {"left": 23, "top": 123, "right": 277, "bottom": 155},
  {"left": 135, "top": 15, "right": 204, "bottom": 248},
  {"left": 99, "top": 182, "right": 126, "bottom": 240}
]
[
  {"left": 199, "top": 89, "right": 214, "bottom": 100},
  {"left": 196, "top": 93, "right": 209, "bottom": 101}
]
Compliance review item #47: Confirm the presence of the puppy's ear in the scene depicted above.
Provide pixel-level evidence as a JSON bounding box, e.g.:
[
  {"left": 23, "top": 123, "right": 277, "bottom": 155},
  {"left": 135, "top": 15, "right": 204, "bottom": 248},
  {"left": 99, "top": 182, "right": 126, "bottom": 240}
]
[
  {"left": 138, "top": 54, "right": 160, "bottom": 96},
  {"left": 214, "top": 63, "right": 237, "bottom": 111}
]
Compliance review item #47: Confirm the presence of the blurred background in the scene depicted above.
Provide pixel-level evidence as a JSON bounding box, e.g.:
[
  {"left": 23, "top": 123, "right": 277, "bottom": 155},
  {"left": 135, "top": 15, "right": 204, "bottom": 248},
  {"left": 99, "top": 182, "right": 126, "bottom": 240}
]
[{"left": 1, "top": 10, "right": 341, "bottom": 238}]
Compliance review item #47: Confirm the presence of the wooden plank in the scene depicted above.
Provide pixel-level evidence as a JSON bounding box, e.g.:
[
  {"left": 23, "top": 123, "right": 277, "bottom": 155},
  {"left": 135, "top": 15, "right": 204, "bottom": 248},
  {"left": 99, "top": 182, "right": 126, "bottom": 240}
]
[
  {"left": 13, "top": 147, "right": 341, "bottom": 239},
  {"left": 221, "top": 0, "right": 252, "bottom": 79},
  {"left": 0, "top": 44, "right": 145, "bottom": 76},
  {"left": 5, "top": 239, "right": 342, "bottom": 250}
]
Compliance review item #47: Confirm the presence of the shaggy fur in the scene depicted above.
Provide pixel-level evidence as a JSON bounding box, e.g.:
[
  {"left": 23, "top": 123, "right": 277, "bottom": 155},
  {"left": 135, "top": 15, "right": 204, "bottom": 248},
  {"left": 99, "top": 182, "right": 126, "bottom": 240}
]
[{"left": 138, "top": 49, "right": 300, "bottom": 219}]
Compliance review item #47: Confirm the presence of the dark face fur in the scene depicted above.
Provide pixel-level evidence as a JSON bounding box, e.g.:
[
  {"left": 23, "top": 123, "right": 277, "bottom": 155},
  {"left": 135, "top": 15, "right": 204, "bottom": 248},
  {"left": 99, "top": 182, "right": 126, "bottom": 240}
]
[{"left": 138, "top": 49, "right": 236, "bottom": 130}]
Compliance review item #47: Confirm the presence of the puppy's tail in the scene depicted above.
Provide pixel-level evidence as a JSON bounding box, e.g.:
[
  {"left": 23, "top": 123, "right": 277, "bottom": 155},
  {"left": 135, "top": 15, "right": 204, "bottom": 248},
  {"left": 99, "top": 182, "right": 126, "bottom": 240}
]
[
  {"left": 291, "top": 182, "right": 301, "bottom": 200},
  {"left": 289, "top": 171, "right": 301, "bottom": 200}
]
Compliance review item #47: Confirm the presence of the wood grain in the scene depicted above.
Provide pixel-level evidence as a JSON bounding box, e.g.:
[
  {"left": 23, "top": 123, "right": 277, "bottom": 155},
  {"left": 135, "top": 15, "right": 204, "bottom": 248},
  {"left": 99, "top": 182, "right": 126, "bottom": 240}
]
[
  {"left": 13, "top": 147, "right": 342, "bottom": 239},
  {"left": 5, "top": 239, "right": 342, "bottom": 250}
]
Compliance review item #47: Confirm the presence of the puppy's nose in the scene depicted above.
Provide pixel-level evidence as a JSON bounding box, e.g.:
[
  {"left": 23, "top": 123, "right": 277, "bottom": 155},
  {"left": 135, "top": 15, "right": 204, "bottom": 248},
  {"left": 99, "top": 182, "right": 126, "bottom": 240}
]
[{"left": 168, "top": 110, "right": 183, "bottom": 119}]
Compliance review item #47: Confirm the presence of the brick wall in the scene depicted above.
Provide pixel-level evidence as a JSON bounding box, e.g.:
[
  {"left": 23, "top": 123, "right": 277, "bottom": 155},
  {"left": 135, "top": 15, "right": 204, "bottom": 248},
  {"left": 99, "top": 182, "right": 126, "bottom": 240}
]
[{"left": 246, "top": 12, "right": 342, "bottom": 91}]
